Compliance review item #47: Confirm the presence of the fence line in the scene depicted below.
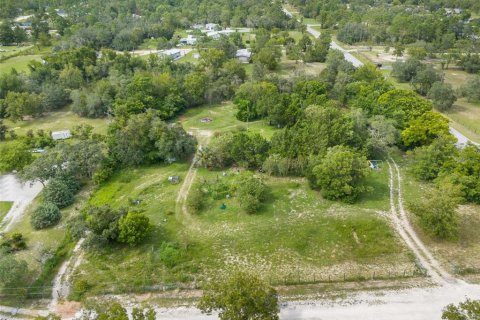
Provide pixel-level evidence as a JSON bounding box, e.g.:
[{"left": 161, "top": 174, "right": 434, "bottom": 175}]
[{"left": 0, "top": 268, "right": 428, "bottom": 300}]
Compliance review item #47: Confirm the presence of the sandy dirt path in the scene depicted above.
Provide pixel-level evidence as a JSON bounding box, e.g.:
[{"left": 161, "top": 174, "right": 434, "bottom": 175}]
[
  {"left": 49, "top": 238, "right": 85, "bottom": 313},
  {"left": 175, "top": 130, "right": 212, "bottom": 221}
]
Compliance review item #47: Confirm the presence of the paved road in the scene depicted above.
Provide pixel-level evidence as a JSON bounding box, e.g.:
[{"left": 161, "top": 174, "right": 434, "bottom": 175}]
[
  {"left": 304, "top": 24, "right": 479, "bottom": 146},
  {"left": 306, "top": 25, "right": 363, "bottom": 68},
  {"left": 0, "top": 174, "right": 43, "bottom": 232},
  {"left": 450, "top": 127, "right": 479, "bottom": 147}
]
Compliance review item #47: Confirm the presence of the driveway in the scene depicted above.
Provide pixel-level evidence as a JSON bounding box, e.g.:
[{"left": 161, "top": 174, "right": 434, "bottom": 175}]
[{"left": 0, "top": 174, "right": 43, "bottom": 232}]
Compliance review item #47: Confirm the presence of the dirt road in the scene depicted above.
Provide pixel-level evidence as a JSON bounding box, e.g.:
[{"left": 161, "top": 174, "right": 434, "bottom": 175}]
[{"left": 49, "top": 238, "right": 85, "bottom": 313}]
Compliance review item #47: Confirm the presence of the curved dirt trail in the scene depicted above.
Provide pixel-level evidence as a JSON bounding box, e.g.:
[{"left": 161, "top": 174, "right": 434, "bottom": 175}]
[
  {"left": 387, "top": 159, "right": 458, "bottom": 285},
  {"left": 175, "top": 130, "right": 212, "bottom": 222},
  {"left": 48, "top": 238, "right": 85, "bottom": 313}
]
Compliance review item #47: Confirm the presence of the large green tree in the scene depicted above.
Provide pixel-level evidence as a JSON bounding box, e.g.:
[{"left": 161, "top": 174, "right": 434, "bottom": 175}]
[
  {"left": 311, "top": 145, "right": 369, "bottom": 203},
  {"left": 0, "top": 249, "right": 28, "bottom": 289},
  {"left": 0, "top": 141, "right": 33, "bottom": 172},
  {"left": 401, "top": 111, "right": 450, "bottom": 148},
  {"left": 198, "top": 272, "right": 279, "bottom": 320},
  {"left": 409, "top": 189, "right": 459, "bottom": 239},
  {"left": 427, "top": 82, "right": 457, "bottom": 111}
]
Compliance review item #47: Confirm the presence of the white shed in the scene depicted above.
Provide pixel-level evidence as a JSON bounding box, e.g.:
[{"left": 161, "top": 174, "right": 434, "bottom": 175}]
[{"left": 51, "top": 130, "right": 72, "bottom": 140}]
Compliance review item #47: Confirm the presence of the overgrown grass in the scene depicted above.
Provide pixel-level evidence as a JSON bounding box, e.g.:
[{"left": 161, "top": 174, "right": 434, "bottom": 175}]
[
  {"left": 397, "top": 156, "right": 480, "bottom": 279},
  {"left": 0, "top": 201, "right": 13, "bottom": 222},
  {"left": 0, "top": 54, "right": 42, "bottom": 74},
  {"left": 73, "top": 160, "right": 413, "bottom": 296}
]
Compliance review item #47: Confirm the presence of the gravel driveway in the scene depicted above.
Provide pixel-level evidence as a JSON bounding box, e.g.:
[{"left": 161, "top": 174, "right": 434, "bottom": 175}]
[{"left": 0, "top": 174, "right": 43, "bottom": 232}]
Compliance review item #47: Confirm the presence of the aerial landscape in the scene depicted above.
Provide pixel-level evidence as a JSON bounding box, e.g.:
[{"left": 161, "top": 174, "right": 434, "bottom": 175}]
[{"left": 0, "top": 0, "right": 479, "bottom": 319}]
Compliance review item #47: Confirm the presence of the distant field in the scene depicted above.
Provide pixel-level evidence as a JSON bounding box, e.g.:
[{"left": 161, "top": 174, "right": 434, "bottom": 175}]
[
  {"left": 178, "top": 103, "right": 276, "bottom": 139},
  {"left": 0, "top": 54, "right": 42, "bottom": 75},
  {"left": 0, "top": 46, "right": 32, "bottom": 58},
  {"left": 3, "top": 110, "right": 110, "bottom": 136},
  {"left": 0, "top": 201, "right": 13, "bottom": 222}
]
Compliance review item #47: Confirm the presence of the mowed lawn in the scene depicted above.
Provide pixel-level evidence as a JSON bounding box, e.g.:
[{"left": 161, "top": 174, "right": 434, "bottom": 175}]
[
  {"left": 4, "top": 110, "right": 111, "bottom": 136},
  {"left": 178, "top": 103, "right": 277, "bottom": 139},
  {"left": 0, "top": 201, "right": 13, "bottom": 222},
  {"left": 441, "top": 68, "right": 480, "bottom": 142}
]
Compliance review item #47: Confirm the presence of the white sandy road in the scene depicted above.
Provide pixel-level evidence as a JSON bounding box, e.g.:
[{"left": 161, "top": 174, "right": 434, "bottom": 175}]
[
  {"left": 148, "top": 282, "right": 480, "bottom": 320},
  {"left": 0, "top": 174, "right": 43, "bottom": 232}
]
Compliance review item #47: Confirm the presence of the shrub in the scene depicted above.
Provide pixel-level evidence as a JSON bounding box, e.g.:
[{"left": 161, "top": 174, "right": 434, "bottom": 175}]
[
  {"left": 159, "top": 242, "right": 183, "bottom": 268},
  {"left": 118, "top": 212, "right": 151, "bottom": 246},
  {"left": 409, "top": 190, "right": 459, "bottom": 239},
  {"left": 71, "top": 279, "right": 90, "bottom": 301},
  {"left": 235, "top": 172, "right": 268, "bottom": 214},
  {"left": 43, "top": 178, "right": 74, "bottom": 209},
  {"left": 187, "top": 185, "right": 205, "bottom": 214},
  {"left": 31, "top": 202, "right": 61, "bottom": 229}
]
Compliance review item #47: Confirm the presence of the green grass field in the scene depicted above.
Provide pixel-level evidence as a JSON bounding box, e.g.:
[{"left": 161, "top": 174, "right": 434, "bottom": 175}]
[
  {"left": 0, "top": 201, "right": 13, "bottom": 222},
  {"left": 0, "top": 55, "right": 42, "bottom": 75},
  {"left": 178, "top": 103, "right": 276, "bottom": 139},
  {"left": 3, "top": 110, "right": 110, "bottom": 136},
  {"left": 0, "top": 46, "right": 32, "bottom": 58},
  {"left": 73, "top": 159, "right": 414, "bottom": 296}
]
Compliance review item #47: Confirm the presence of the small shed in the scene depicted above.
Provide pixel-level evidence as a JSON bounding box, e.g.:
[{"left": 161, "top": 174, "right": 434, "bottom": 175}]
[
  {"left": 179, "top": 35, "right": 197, "bottom": 45},
  {"left": 159, "top": 49, "right": 182, "bottom": 60},
  {"left": 235, "top": 49, "right": 252, "bottom": 63},
  {"left": 51, "top": 130, "right": 71, "bottom": 141},
  {"left": 205, "top": 23, "right": 219, "bottom": 31},
  {"left": 168, "top": 175, "right": 180, "bottom": 184}
]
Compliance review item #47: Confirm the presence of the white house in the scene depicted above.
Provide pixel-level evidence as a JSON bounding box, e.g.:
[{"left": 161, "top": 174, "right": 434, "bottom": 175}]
[
  {"left": 235, "top": 49, "right": 252, "bottom": 63},
  {"left": 55, "top": 9, "right": 68, "bottom": 18},
  {"left": 159, "top": 49, "right": 182, "bottom": 60},
  {"left": 179, "top": 35, "right": 197, "bottom": 45},
  {"left": 206, "top": 23, "right": 219, "bottom": 31},
  {"left": 51, "top": 130, "right": 72, "bottom": 141}
]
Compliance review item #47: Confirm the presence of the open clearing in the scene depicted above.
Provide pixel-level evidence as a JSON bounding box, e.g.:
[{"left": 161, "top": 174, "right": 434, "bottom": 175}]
[
  {"left": 72, "top": 104, "right": 416, "bottom": 298},
  {"left": 0, "top": 54, "right": 43, "bottom": 74},
  {"left": 3, "top": 110, "right": 110, "bottom": 136}
]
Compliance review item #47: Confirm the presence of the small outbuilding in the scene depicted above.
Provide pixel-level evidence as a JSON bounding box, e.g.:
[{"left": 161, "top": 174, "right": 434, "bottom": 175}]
[
  {"left": 168, "top": 175, "right": 180, "bottom": 184},
  {"left": 235, "top": 49, "right": 252, "bottom": 63},
  {"left": 159, "top": 49, "right": 182, "bottom": 60},
  {"left": 179, "top": 35, "right": 197, "bottom": 45},
  {"left": 51, "top": 130, "right": 71, "bottom": 141}
]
